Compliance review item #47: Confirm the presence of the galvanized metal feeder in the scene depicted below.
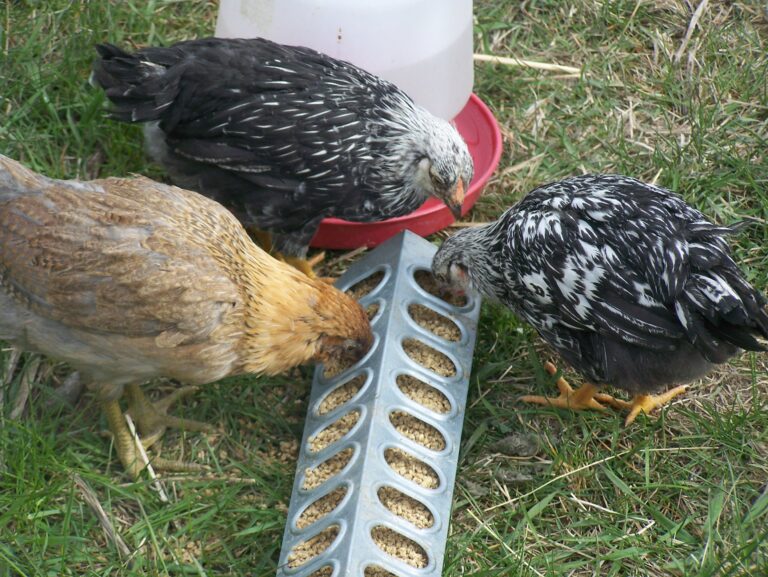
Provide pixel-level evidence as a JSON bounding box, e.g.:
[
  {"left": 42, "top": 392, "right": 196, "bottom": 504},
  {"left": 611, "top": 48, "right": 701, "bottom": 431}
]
[{"left": 277, "top": 231, "right": 482, "bottom": 577}]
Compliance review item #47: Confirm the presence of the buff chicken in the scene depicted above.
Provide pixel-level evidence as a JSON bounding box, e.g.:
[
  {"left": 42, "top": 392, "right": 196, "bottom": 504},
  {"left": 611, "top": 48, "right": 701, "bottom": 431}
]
[
  {"left": 0, "top": 155, "right": 372, "bottom": 478},
  {"left": 432, "top": 175, "right": 768, "bottom": 424},
  {"left": 91, "top": 37, "right": 474, "bottom": 276}
]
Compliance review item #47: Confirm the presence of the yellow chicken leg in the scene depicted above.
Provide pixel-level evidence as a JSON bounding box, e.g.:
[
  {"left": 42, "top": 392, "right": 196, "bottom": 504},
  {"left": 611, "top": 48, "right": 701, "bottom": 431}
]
[
  {"left": 102, "top": 396, "right": 206, "bottom": 479},
  {"left": 124, "top": 384, "right": 214, "bottom": 449},
  {"left": 520, "top": 362, "right": 625, "bottom": 412},
  {"left": 621, "top": 386, "right": 689, "bottom": 425}
]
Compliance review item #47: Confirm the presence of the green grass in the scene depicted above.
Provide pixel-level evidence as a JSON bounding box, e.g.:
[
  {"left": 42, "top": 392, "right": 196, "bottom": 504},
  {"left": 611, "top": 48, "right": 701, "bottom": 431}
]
[{"left": 1, "top": 1, "right": 767, "bottom": 576}]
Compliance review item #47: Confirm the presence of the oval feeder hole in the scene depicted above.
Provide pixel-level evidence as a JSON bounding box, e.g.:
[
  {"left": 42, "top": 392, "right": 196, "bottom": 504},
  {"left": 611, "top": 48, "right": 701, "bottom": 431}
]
[
  {"left": 396, "top": 374, "right": 451, "bottom": 414},
  {"left": 378, "top": 486, "right": 434, "bottom": 529},
  {"left": 389, "top": 410, "right": 446, "bottom": 452},
  {"left": 309, "top": 409, "right": 361, "bottom": 452},
  {"left": 408, "top": 303, "right": 461, "bottom": 341},
  {"left": 303, "top": 447, "right": 355, "bottom": 491},
  {"left": 414, "top": 269, "right": 468, "bottom": 307},
  {"left": 402, "top": 338, "right": 456, "bottom": 377},
  {"left": 287, "top": 524, "right": 340, "bottom": 568},
  {"left": 371, "top": 525, "right": 428, "bottom": 569},
  {"left": 308, "top": 567, "right": 333, "bottom": 577},
  {"left": 345, "top": 270, "right": 385, "bottom": 300},
  {"left": 384, "top": 447, "right": 439, "bottom": 490},
  {"left": 296, "top": 485, "right": 348, "bottom": 530},
  {"left": 318, "top": 374, "right": 366, "bottom": 415}
]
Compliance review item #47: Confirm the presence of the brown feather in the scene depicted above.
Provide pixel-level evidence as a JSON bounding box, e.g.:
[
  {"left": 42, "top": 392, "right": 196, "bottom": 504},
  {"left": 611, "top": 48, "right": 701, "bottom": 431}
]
[{"left": 0, "top": 155, "right": 372, "bottom": 400}]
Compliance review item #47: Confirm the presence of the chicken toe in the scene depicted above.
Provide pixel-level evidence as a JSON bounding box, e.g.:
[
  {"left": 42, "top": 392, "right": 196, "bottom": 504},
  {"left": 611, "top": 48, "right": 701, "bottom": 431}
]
[
  {"left": 281, "top": 253, "right": 333, "bottom": 282},
  {"left": 124, "top": 384, "right": 214, "bottom": 450},
  {"left": 623, "top": 386, "right": 689, "bottom": 425},
  {"left": 520, "top": 362, "right": 625, "bottom": 412}
]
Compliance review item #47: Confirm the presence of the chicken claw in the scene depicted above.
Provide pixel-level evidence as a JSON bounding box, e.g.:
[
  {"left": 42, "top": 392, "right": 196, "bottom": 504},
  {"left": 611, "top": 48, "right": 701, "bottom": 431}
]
[
  {"left": 282, "top": 253, "right": 332, "bottom": 282},
  {"left": 248, "top": 228, "right": 331, "bottom": 281},
  {"left": 520, "top": 362, "right": 625, "bottom": 412},
  {"left": 125, "top": 384, "right": 214, "bottom": 449},
  {"left": 623, "top": 386, "right": 689, "bottom": 425},
  {"left": 102, "top": 397, "right": 208, "bottom": 480}
]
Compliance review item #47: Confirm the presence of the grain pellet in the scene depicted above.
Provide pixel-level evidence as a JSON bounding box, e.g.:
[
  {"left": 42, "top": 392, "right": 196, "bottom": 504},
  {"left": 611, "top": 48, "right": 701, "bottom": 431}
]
[
  {"left": 287, "top": 525, "right": 339, "bottom": 568},
  {"left": 370, "top": 526, "right": 428, "bottom": 568},
  {"left": 396, "top": 374, "right": 451, "bottom": 414},
  {"left": 384, "top": 448, "right": 439, "bottom": 490},
  {"left": 389, "top": 410, "right": 446, "bottom": 451},
  {"left": 309, "top": 409, "right": 360, "bottom": 452},
  {"left": 377, "top": 486, "right": 434, "bottom": 529},
  {"left": 303, "top": 447, "right": 354, "bottom": 490},
  {"left": 296, "top": 486, "right": 348, "bottom": 529},
  {"left": 403, "top": 338, "right": 456, "bottom": 377},
  {"left": 408, "top": 303, "right": 461, "bottom": 341},
  {"left": 414, "top": 269, "right": 467, "bottom": 307}
]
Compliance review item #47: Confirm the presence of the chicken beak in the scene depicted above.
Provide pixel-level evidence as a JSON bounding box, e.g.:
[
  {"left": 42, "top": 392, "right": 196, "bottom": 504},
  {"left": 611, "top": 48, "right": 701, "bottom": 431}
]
[{"left": 447, "top": 178, "right": 465, "bottom": 220}]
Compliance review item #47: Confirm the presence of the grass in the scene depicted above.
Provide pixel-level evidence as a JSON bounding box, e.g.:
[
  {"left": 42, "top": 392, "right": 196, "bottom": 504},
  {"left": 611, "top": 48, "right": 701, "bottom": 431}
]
[{"left": 1, "top": 0, "right": 767, "bottom": 576}]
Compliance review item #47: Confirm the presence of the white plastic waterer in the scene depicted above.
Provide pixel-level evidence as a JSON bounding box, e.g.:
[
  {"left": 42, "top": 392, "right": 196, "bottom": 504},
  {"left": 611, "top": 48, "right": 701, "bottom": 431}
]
[{"left": 215, "top": 0, "right": 474, "bottom": 120}]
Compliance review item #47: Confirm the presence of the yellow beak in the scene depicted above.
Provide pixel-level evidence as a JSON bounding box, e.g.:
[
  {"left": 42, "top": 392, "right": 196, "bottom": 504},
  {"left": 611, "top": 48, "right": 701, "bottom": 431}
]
[{"left": 447, "top": 177, "right": 465, "bottom": 219}]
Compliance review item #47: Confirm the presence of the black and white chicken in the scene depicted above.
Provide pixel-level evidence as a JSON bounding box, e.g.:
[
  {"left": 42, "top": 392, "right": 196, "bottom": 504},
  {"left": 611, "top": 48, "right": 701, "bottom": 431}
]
[
  {"left": 432, "top": 175, "right": 768, "bottom": 424},
  {"left": 92, "top": 37, "right": 474, "bottom": 276}
]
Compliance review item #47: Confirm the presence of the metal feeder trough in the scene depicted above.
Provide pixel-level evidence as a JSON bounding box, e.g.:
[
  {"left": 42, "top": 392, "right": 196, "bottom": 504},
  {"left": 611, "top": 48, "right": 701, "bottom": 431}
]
[{"left": 277, "top": 230, "right": 482, "bottom": 577}]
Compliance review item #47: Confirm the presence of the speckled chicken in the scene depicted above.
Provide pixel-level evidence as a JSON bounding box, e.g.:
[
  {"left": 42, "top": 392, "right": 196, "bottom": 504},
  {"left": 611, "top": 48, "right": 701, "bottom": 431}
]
[
  {"left": 433, "top": 175, "right": 768, "bottom": 424},
  {"left": 92, "top": 37, "right": 474, "bottom": 275},
  {"left": 0, "top": 155, "right": 372, "bottom": 478}
]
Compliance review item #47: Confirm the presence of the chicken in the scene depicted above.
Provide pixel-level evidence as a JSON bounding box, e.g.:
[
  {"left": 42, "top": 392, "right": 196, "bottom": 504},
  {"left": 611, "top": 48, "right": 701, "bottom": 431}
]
[
  {"left": 432, "top": 175, "right": 768, "bottom": 424},
  {"left": 91, "top": 37, "right": 474, "bottom": 276},
  {"left": 0, "top": 155, "right": 373, "bottom": 478}
]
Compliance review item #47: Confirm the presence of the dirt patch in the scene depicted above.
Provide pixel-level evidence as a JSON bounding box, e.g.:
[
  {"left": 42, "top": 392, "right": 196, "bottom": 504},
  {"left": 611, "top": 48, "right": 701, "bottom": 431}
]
[
  {"left": 403, "top": 339, "right": 456, "bottom": 377},
  {"left": 370, "top": 525, "right": 428, "bottom": 568},
  {"left": 396, "top": 374, "right": 451, "bottom": 414},
  {"left": 296, "top": 486, "right": 347, "bottom": 530},
  {"left": 408, "top": 303, "right": 461, "bottom": 341},
  {"left": 389, "top": 411, "right": 445, "bottom": 452},
  {"left": 287, "top": 525, "right": 339, "bottom": 568}
]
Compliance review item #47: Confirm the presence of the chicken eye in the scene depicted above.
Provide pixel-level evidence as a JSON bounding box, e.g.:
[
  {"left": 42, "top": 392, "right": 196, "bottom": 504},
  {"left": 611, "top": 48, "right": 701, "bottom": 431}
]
[{"left": 429, "top": 167, "right": 444, "bottom": 187}]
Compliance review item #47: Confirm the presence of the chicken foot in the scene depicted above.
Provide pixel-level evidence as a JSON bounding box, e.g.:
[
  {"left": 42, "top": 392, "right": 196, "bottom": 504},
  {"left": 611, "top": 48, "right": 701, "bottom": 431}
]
[
  {"left": 102, "top": 397, "right": 206, "bottom": 479},
  {"left": 100, "top": 384, "right": 214, "bottom": 479},
  {"left": 604, "top": 386, "right": 689, "bottom": 425},
  {"left": 520, "top": 361, "right": 626, "bottom": 412},
  {"left": 124, "top": 384, "right": 214, "bottom": 447}
]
